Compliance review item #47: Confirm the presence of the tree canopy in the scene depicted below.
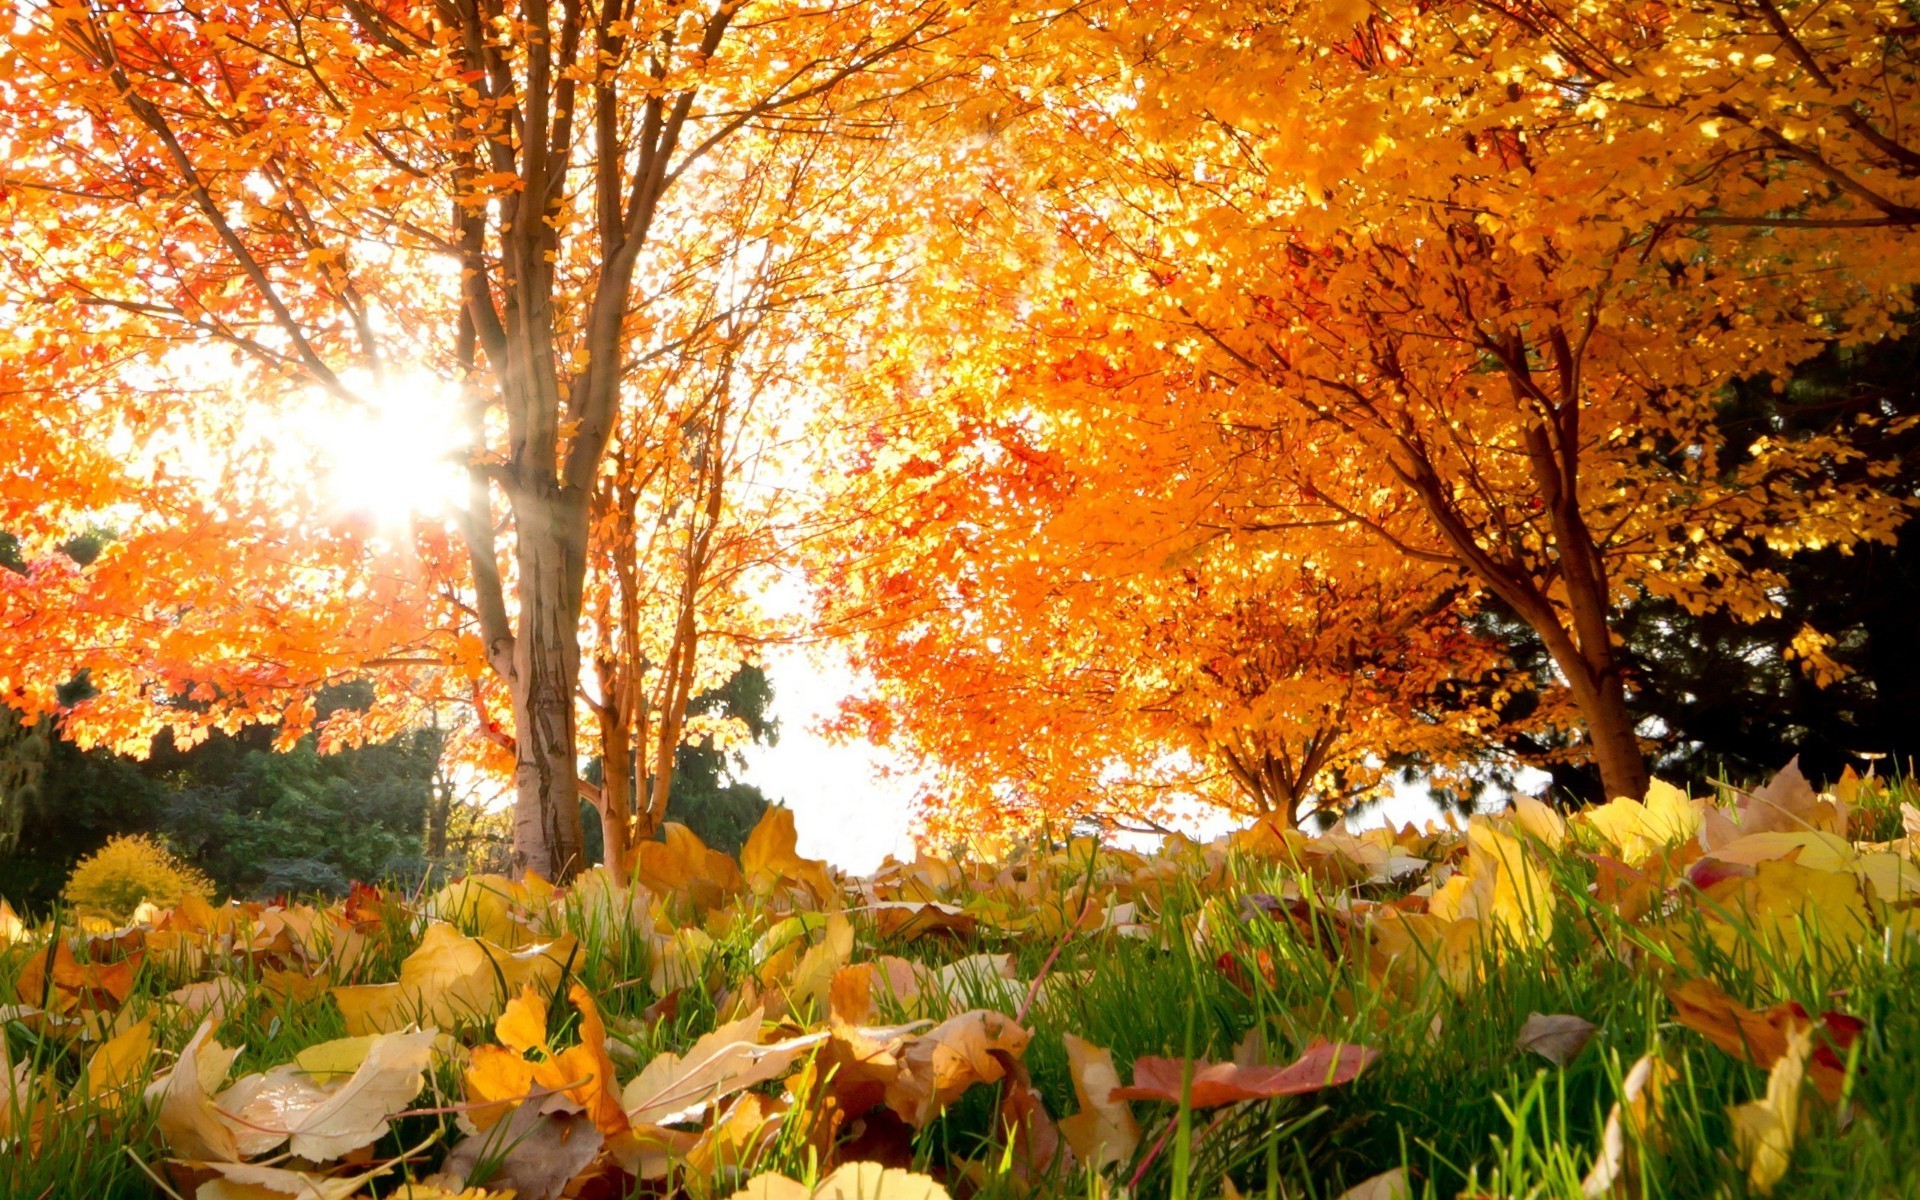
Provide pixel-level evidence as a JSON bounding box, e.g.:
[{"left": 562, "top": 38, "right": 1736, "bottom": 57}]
[{"left": 1, "top": 0, "right": 1915, "bottom": 862}]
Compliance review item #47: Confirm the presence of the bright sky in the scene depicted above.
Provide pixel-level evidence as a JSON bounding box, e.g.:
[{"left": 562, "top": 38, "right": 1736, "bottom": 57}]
[{"left": 735, "top": 643, "right": 924, "bottom": 873}]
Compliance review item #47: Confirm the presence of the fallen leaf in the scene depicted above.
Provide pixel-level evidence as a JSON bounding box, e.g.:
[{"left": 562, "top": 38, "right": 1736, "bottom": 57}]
[
  {"left": 1112, "top": 1038, "right": 1376, "bottom": 1108},
  {"left": 1581, "top": 780, "right": 1703, "bottom": 866},
  {"left": 193, "top": 1158, "right": 390, "bottom": 1200},
  {"left": 632, "top": 822, "right": 744, "bottom": 909},
  {"left": 217, "top": 1027, "right": 436, "bottom": 1161},
  {"left": 436, "top": 1104, "right": 603, "bottom": 1200},
  {"left": 1729, "top": 1027, "right": 1812, "bottom": 1195},
  {"left": 1668, "top": 978, "right": 1860, "bottom": 1103},
  {"left": 1702, "top": 758, "right": 1842, "bottom": 850},
  {"left": 741, "top": 806, "right": 835, "bottom": 900},
  {"left": 884, "top": 1009, "right": 1031, "bottom": 1126},
  {"left": 291, "top": 1034, "right": 381, "bottom": 1084},
  {"left": 1517, "top": 1013, "right": 1597, "bottom": 1068},
  {"left": 79, "top": 1015, "right": 154, "bottom": 1109},
  {"left": 727, "top": 1162, "right": 951, "bottom": 1200},
  {"left": 146, "top": 1018, "right": 243, "bottom": 1161},
  {"left": 1336, "top": 1168, "right": 1411, "bottom": 1200},
  {"left": 1056, "top": 1033, "right": 1138, "bottom": 1169},
  {"left": 1581, "top": 1053, "right": 1673, "bottom": 1198},
  {"left": 330, "top": 922, "right": 577, "bottom": 1034},
  {"left": 14, "top": 938, "right": 140, "bottom": 1013},
  {"left": 621, "top": 1007, "right": 826, "bottom": 1126}
]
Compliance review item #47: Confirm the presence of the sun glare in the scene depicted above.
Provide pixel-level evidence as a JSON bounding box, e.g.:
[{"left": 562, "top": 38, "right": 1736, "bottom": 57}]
[{"left": 278, "top": 372, "right": 468, "bottom": 529}]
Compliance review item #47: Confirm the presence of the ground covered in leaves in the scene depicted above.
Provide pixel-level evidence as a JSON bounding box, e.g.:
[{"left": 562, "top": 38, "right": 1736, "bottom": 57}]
[{"left": 4, "top": 765, "right": 1918, "bottom": 1200}]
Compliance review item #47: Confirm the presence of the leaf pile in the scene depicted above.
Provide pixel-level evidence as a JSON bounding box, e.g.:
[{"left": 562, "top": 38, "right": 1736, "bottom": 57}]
[{"left": 4, "top": 766, "right": 1920, "bottom": 1198}]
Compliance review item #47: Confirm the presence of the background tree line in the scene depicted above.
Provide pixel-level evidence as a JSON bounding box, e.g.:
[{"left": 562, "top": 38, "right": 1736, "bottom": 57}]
[{"left": 0, "top": 665, "right": 777, "bottom": 910}]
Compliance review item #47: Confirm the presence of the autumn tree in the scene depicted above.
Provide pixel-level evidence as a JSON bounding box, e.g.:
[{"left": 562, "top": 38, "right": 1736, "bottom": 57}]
[
  {"left": 815, "top": 354, "right": 1528, "bottom": 835},
  {"left": 841, "top": 0, "right": 1916, "bottom": 804},
  {"left": 573, "top": 123, "right": 915, "bottom": 871},
  {"left": 1, "top": 0, "right": 989, "bottom": 877}
]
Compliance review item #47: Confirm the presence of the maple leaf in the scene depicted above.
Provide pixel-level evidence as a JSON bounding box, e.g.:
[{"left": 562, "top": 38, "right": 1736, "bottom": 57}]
[
  {"left": 145, "top": 1018, "right": 245, "bottom": 1161},
  {"left": 1113, "top": 1039, "right": 1377, "bottom": 1108},
  {"left": 1668, "top": 978, "right": 1861, "bottom": 1103},
  {"left": 14, "top": 938, "right": 140, "bottom": 1014},
  {"left": 621, "top": 1007, "right": 827, "bottom": 1127},
  {"left": 741, "top": 805, "right": 835, "bottom": 900},
  {"left": 1701, "top": 758, "right": 1845, "bottom": 850},
  {"left": 216, "top": 1027, "right": 437, "bottom": 1160}
]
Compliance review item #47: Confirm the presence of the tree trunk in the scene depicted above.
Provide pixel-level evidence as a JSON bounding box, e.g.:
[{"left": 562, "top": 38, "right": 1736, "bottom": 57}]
[
  {"left": 425, "top": 769, "right": 452, "bottom": 861},
  {"left": 508, "top": 506, "right": 588, "bottom": 882},
  {"left": 1548, "top": 640, "right": 1650, "bottom": 802},
  {"left": 593, "top": 675, "right": 635, "bottom": 875}
]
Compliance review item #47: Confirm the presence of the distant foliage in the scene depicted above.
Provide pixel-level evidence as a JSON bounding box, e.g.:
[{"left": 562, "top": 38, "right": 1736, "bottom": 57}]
[
  {"left": 62, "top": 833, "right": 210, "bottom": 920},
  {"left": 157, "top": 732, "right": 437, "bottom": 899},
  {"left": 0, "top": 685, "right": 440, "bottom": 906}
]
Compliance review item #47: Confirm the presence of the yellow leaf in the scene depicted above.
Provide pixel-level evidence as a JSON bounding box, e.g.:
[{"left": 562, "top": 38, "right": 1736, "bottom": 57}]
[
  {"left": 331, "top": 923, "right": 577, "bottom": 1035},
  {"left": 80, "top": 1015, "right": 154, "bottom": 1109},
  {"left": 1729, "top": 1027, "right": 1812, "bottom": 1194},
  {"left": 1056, "top": 1033, "right": 1138, "bottom": 1169},
  {"left": 741, "top": 805, "right": 832, "bottom": 898},
  {"left": 1582, "top": 780, "right": 1702, "bottom": 866},
  {"left": 145, "top": 1018, "right": 243, "bottom": 1161},
  {"left": 1701, "top": 860, "right": 1874, "bottom": 964},
  {"left": 1511, "top": 795, "right": 1567, "bottom": 850},
  {"left": 495, "top": 986, "right": 551, "bottom": 1058},
  {"left": 291, "top": 1034, "right": 381, "bottom": 1085}
]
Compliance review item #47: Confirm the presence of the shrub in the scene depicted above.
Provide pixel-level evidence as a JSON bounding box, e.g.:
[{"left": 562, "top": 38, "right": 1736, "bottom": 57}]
[{"left": 62, "top": 834, "right": 212, "bottom": 919}]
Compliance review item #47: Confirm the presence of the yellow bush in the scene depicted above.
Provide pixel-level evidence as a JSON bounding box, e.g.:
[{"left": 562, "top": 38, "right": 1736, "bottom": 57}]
[{"left": 63, "top": 834, "right": 212, "bottom": 920}]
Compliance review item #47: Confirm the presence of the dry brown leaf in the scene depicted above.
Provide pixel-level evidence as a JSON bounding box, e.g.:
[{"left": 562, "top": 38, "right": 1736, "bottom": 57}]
[
  {"left": 437, "top": 1104, "right": 604, "bottom": 1200},
  {"left": 216, "top": 1027, "right": 435, "bottom": 1161},
  {"left": 727, "top": 1162, "right": 951, "bottom": 1200},
  {"left": 1336, "top": 1169, "right": 1411, "bottom": 1200},
  {"left": 884, "top": 1009, "right": 1030, "bottom": 1126},
  {"left": 621, "top": 1007, "right": 826, "bottom": 1126},
  {"left": 1517, "top": 1013, "right": 1597, "bottom": 1068}
]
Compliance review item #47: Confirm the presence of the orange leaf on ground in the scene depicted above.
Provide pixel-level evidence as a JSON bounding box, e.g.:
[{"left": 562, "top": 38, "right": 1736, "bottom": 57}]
[
  {"left": 1668, "top": 979, "right": 1862, "bottom": 1103},
  {"left": 1112, "top": 1039, "right": 1377, "bottom": 1107}
]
